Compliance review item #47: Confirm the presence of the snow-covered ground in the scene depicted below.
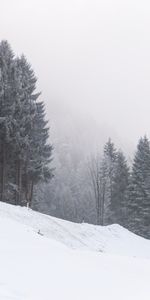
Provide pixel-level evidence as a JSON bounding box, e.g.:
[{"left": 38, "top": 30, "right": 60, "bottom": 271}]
[{"left": 0, "top": 202, "right": 150, "bottom": 299}]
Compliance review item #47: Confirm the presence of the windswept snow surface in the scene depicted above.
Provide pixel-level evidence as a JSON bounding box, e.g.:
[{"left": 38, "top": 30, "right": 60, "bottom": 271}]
[
  {"left": 0, "top": 202, "right": 150, "bottom": 258},
  {"left": 0, "top": 203, "right": 150, "bottom": 299}
]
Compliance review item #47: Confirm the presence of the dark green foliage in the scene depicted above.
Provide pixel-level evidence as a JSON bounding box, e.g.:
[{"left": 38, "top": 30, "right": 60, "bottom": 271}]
[
  {"left": 128, "top": 136, "right": 150, "bottom": 238},
  {"left": 102, "top": 139, "right": 117, "bottom": 224},
  {"left": 111, "top": 151, "right": 130, "bottom": 226},
  {"left": 0, "top": 40, "right": 53, "bottom": 206}
]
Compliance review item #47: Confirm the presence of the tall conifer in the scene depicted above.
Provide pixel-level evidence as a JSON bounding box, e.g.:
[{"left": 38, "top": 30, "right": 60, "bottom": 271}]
[{"left": 128, "top": 136, "right": 150, "bottom": 238}]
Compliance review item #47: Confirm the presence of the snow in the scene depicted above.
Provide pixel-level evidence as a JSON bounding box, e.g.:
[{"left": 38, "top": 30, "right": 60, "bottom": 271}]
[{"left": 0, "top": 202, "right": 150, "bottom": 299}]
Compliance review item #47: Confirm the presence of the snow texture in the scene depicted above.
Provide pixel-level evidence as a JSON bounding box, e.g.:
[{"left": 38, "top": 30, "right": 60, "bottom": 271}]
[{"left": 0, "top": 202, "right": 150, "bottom": 299}]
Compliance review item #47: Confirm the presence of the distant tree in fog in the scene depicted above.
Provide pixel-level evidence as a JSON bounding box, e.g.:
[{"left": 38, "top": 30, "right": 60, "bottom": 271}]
[
  {"left": 128, "top": 136, "right": 150, "bottom": 238},
  {"left": 111, "top": 150, "right": 130, "bottom": 226},
  {"left": 88, "top": 154, "right": 104, "bottom": 225},
  {"left": 88, "top": 139, "right": 130, "bottom": 226}
]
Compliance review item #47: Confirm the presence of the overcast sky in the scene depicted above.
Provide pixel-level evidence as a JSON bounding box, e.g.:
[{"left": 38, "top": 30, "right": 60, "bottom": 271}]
[{"left": 1, "top": 0, "right": 150, "bottom": 146}]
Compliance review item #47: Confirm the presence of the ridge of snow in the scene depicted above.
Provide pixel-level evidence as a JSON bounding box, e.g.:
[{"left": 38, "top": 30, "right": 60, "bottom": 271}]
[
  {"left": 0, "top": 202, "right": 150, "bottom": 299},
  {"left": 0, "top": 202, "right": 150, "bottom": 259}
]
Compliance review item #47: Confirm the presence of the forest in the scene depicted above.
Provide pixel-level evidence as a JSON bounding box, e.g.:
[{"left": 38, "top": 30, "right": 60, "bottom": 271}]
[{"left": 0, "top": 40, "right": 150, "bottom": 239}]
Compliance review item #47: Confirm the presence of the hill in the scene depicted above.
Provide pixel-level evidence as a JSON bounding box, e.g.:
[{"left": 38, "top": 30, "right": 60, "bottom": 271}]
[{"left": 0, "top": 202, "right": 150, "bottom": 299}]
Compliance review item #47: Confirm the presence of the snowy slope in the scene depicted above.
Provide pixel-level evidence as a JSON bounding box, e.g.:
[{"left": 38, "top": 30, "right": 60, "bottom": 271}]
[
  {"left": 0, "top": 202, "right": 150, "bottom": 299},
  {"left": 0, "top": 202, "right": 150, "bottom": 258}
]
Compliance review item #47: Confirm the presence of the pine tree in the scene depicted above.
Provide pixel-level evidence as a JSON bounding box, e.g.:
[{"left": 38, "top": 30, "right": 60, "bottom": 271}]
[
  {"left": 128, "top": 136, "right": 150, "bottom": 238},
  {"left": 23, "top": 100, "right": 53, "bottom": 207},
  {"left": 0, "top": 40, "right": 15, "bottom": 201},
  {"left": 12, "top": 55, "right": 39, "bottom": 205},
  {"left": 102, "top": 138, "right": 117, "bottom": 224},
  {"left": 0, "top": 40, "right": 53, "bottom": 206},
  {"left": 111, "top": 150, "right": 130, "bottom": 225}
]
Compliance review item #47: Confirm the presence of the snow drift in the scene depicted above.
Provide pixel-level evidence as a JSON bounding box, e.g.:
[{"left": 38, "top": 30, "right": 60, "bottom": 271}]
[{"left": 0, "top": 202, "right": 150, "bottom": 300}]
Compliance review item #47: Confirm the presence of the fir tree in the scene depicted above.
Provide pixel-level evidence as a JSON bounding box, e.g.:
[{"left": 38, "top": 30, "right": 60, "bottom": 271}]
[
  {"left": 101, "top": 138, "right": 117, "bottom": 224},
  {"left": 0, "top": 40, "right": 15, "bottom": 201},
  {"left": 0, "top": 40, "right": 53, "bottom": 206},
  {"left": 128, "top": 136, "right": 150, "bottom": 238},
  {"left": 12, "top": 55, "right": 40, "bottom": 205},
  {"left": 111, "top": 150, "right": 130, "bottom": 225},
  {"left": 23, "top": 101, "right": 53, "bottom": 207}
]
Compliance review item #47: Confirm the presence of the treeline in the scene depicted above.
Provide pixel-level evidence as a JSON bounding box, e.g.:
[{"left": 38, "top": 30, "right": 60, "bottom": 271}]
[
  {"left": 0, "top": 40, "right": 53, "bottom": 207},
  {"left": 35, "top": 132, "right": 150, "bottom": 239},
  {"left": 0, "top": 41, "right": 149, "bottom": 240},
  {"left": 89, "top": 137, "right": 150, "bottom": 239}
]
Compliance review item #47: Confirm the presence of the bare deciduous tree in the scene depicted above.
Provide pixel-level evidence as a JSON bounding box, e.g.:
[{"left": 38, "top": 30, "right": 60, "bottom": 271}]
[{"left": 87, "top": 154, "right": 105, "bottom": 225}]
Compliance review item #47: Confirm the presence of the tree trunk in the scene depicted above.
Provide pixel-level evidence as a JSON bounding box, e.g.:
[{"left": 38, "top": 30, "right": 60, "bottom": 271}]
[
  {"left": 1, "top": 143, "right": 6, "bottom": 202},
  {"left": 15, "top": 159, "right": 22, "bottom": 205},
  {"left": 29, "top": 180, "right": 34, "bottom": 208},
  {"left": 101, "top": 184, "right": 105, "bottom": 226},
  {"left": 25, "top": 178, "right": 34, "bottom": 208}
]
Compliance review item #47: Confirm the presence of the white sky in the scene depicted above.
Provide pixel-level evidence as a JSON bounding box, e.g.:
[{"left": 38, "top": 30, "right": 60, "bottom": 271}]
[{"left": 1, "top": 0, "right": 150, "bottom": 145}]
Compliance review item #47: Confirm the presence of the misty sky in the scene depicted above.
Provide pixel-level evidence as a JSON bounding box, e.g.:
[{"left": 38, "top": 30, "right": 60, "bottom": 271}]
[{"left": 1, "top": 0, "right": 150, "bottom": 145}]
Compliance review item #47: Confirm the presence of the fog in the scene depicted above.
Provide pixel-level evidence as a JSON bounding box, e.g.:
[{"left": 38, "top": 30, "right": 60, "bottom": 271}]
[{"left": 1, "top": 0, "right": 150, "bottom": 150}]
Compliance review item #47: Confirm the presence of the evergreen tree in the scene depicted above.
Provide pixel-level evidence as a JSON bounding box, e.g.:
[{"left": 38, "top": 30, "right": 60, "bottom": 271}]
[
  {"left": 0, "top": 40, "right": 53, "bottom": 206},
  {"left": 102, "top": 138, "right": 117, "bottom": 224},
  {"left": 8, "top": 55, "right": 37, "bottom": 204},
  {"left": 23, "top": 100, "right": 53, "bottom": 207},
  {"left": 128, "top": 136, "right": 150, "bottom": 238},
  {"left": 111, "top": 150, "right": 130, "bottom": 225},
  {"left": 0, "top": 40, "right": 15, "bottom": 201}
]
